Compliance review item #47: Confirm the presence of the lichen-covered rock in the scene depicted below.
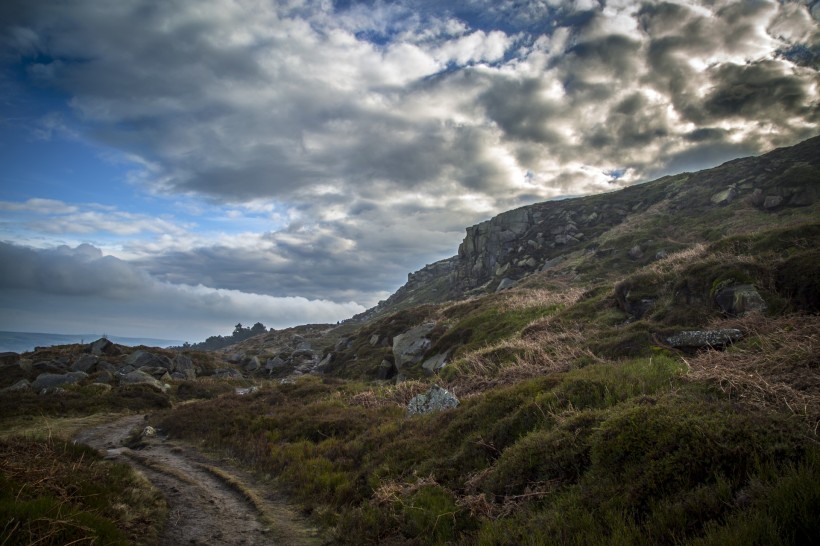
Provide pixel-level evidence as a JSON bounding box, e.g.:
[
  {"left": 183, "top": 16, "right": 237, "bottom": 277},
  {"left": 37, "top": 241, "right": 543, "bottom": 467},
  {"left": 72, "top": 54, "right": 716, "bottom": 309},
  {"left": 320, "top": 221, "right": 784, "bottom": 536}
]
[
  {"left": 666, "top": 329, "right": 743, "bottom": 348},
  {"left": 392, "top": 322, "right": 436, "bottom": 371},
  {"left": 407, "top": 385, "right": 459, "bottom": 416},
  {"left": 421, "top": 351, "right": 451, "bottom": 375},
  {"left": 119, "top": 370, "right": 167, "bottom": 391},
  {"left": 714, "top": 284, "right": 767, "bottom": 317}
]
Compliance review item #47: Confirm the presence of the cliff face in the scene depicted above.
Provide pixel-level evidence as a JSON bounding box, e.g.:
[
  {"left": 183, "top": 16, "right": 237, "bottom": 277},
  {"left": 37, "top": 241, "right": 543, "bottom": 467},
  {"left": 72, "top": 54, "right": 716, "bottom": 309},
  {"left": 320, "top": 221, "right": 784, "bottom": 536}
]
[{"left": 358, "top": 136, "right": 820, "bottom": 319}]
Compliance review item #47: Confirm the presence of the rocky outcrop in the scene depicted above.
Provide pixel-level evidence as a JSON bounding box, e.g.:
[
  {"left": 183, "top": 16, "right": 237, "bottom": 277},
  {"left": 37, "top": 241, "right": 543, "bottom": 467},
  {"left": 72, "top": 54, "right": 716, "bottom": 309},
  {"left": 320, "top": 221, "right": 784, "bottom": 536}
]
[
  {"left": 407, "top": 385, "right": 459, "bottom": 416},
  {"left": 87, "top": 338, "right": 119, "bottom": 356},
  {"left": 666, "top": 329, "right": 743, "bottom": 348},
  {"left": 119, "top": 370, "right": 168, "bottom": 391}
]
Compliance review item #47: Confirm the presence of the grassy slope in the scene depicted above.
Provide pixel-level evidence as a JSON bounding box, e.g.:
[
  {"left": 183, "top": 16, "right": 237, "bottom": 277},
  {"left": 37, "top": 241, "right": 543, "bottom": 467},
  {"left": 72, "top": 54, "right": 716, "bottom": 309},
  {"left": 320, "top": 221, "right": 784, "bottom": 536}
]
[{"left": 148, "top": 217, "right": 820, "bottom": 545}]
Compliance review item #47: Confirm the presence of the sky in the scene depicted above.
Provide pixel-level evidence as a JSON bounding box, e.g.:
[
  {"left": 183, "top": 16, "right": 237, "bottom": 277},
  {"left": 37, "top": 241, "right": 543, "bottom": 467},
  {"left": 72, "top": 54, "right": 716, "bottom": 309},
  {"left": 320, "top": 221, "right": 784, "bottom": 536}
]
[{"left": 0, "top": 0, "right": 818, "bottom": 342}]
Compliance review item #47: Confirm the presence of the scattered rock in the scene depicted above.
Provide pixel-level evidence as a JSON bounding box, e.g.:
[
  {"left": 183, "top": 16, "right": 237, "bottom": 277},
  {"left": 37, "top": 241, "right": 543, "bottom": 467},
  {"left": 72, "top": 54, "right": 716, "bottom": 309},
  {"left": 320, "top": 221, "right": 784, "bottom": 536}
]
[
  {"left": 763, "top": 195, "right": 783, "bottom": 209},
  {"left": 119, "top": 370, "right": 167, "bottom": 392},
  {"left": 421, "top": 351, "right": 451, "bottom": 375},
  {"left": 375, "top": 359, "right": 397, "bottom": 380},
  {"left": 369, "top": 334, "right": 381, "bottom": 346},
  {"left": 212, "top": 368, "right": 243, "bottom": 379},
  {"left": 392, "top": 322, "right": 436, "bottom": 371},
  {"left": 407, "top": 385, "right": 459, "bottom": 416},
  {"left": 496, "top": 277, "right": 515, "bottom": 292},
  {"left": 2, "top": 379, "right": 31, "bottom": 392},
  {"left": 87, "top": 338, "right": 119, "bottom": 356},
  {"left": 315, "top": 353, "right": 333, "bottom": 372},
  {"left": 666, "top": 329, "right": 743, "bottom": 348},
  {"left": 234, "top": 386, "right": 259, "bottom": 396},
  {"left": 628, "top": 245, "right": 644, "bottom": 260},
  {"left": 94, "top": 371, "right": 115, "bottom": 384},
  {"left": 655, "top": 250, "right": 668, "bottom": 260},
  {"left": 265, "top": 357, "right": 286, "bottom": 371},
  {"left": 126, "top": 350, "right": 173, "bottom": 369},
  {"left": 227, "top": 353, "right": 244, "bottom": 364},
  {"left": 32, "top": 371, "right": 87, "bottom": 392},
  {"left": 541, "top": 256, "right": 564, "bottom": 271},
  {"left": 71, "top": 354, "right": 98, "bottom": 373},
  {"left": 714, "top": 284, "right": 768, "bottom": 317},
  {"left": 172, "top": 354, "right": 197, "bottom": 380},
  {"left": 710, "top": 187, "right": 738, "bottom": 206},
  {"left": 142, "top": 426, "right": 157, "bottom": 437},
  {"left": 244, "top": 356, "right": 261, "bottom": 372}
]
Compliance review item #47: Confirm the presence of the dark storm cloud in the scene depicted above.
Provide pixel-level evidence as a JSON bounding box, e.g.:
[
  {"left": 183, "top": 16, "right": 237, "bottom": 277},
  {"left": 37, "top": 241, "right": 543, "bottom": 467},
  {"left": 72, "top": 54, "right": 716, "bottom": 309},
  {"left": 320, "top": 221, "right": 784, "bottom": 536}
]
[{"left": 702, "top": 61, "right": 813, "bottom": 120}]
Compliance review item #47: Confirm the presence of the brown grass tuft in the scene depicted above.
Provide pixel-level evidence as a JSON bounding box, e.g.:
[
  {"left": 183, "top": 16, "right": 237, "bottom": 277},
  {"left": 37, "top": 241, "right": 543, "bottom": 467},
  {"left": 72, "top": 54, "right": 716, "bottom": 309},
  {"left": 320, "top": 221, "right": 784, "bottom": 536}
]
[{"left": 686, "top": 314, "right": 820, "bottom": 432}]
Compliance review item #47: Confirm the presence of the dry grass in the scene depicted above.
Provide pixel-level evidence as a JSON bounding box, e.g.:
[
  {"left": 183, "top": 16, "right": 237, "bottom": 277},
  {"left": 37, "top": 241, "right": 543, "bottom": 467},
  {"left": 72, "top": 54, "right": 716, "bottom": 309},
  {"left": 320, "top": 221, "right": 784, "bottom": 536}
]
[
  {"left": 346, "top": 380, "right": 430, "bottom": 409},
  {"left": 496, "top": 286, "right": 583, "bottom": 312},
  {"left": 686, "top": 314, "right": 820, "bottom": 433}
]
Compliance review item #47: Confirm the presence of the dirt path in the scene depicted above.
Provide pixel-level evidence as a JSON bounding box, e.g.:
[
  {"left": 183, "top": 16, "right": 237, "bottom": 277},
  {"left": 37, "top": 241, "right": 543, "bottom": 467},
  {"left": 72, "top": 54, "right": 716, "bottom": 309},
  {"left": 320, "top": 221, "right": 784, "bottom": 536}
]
[{"left": 75, "top": 415, "right": 321, "bottom": 546}]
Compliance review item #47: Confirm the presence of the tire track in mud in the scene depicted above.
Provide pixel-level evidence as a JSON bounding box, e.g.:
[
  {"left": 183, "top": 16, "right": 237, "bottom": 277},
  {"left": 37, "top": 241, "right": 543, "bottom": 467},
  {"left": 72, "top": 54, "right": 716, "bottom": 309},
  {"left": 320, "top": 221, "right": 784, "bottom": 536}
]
[{"left": 75, "top": 415, "right": 320, "bottom": 546}]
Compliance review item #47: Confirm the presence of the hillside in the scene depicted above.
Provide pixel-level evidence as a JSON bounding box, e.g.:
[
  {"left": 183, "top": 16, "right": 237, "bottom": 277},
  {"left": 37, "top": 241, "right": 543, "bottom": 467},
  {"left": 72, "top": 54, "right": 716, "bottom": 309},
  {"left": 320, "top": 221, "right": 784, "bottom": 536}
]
[{"left": 1, "top": 136, "right": 819, "bottom": 545}]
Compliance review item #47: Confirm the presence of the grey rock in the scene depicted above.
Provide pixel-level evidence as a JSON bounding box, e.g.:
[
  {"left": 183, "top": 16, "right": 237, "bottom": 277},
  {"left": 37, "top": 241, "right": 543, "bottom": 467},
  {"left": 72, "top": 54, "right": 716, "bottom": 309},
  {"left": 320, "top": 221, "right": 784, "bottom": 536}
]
[
  {"left": 496, "top": 277, "right": 515, "bottom": 292},
  {"left": 172, "top": 354, "right": 196, "bottom": 379},
  {"left": 370, "top": 334, "right": 381, "bottom": 346},
  {"left": 715, "top": 284, "right": 767, "bottom": 317},
  {"left": 407, "top": 385, "right": 459, "bottom": 416},
  {"left": 316, "top": 353, "right": 333, "bottom": 372},
  {"left": 666, "top": 329, "right": 743, "bottom": 348},
  {"left": 120, "top": 370, "right": 167, "bottom": 391},
  {"left": 655, "top": 250, "right": 668, "bottom": 260},
  {"left": 421, "top": 351, "right": 452, "bottom": 375},
  {"left": 126, "top": 350, "right": 173, "bottom": 369},
  {"left": 32, "top": 371, "right": 87, "bottom": 392},
  {"left": 541, "top": 256, "right": 564, "bottom": 271},
  {"left": 93, "top": 371, "right": 115, "bottom": 384},
  {"left": 392, "top": 323, "right": 436, "bottom": 370},
  {"left": 212, "top": 368, "right": 243, "bottom": 379},
  {"left": 227, "top": 353, "right": 244, "bottom": 364},
  {"left": 628, "top": 245, "right": 644, "bottom": 260},
  {"left": 375, "top": 359, "right": 396, "bottom": 380},
  {"left": 244, "top": 356, "right": 261, "bottom": 372},
  {"left": 139, "top": 366, "right": 170, "bottom": 379},
  {"left": 71, "top": 354, "right": 98, "bottom": 373},
  {"left": 97, "top": 361, "right": 118, "bottom": 373},
  {"left": 235, "top": 386, "right": 259, "bottom": 396},
  {"left": 32, "top": 360, "right": 66, "bottom": 375},
  {"left": 711, "top": 187, "right": 738, "bottom": 206},
  {"left": 88, "top": 338, "right": 118, "bottom": 356},
  {"left": 2, "top": 379, "right": 31, "bottom": 392},
  {"left": 265, "top": 357, "right": 286, "bottom": 371},
  {"left": 763, "top": 195, "right": 783, "bottom": 209}
]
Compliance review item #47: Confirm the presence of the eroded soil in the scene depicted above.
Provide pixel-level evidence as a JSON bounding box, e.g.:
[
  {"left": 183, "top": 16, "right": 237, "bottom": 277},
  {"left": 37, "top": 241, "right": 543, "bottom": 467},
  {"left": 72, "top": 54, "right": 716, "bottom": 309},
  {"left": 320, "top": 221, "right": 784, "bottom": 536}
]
[{"left": 75, "top": 415, "right": 321, "bottom": 546}]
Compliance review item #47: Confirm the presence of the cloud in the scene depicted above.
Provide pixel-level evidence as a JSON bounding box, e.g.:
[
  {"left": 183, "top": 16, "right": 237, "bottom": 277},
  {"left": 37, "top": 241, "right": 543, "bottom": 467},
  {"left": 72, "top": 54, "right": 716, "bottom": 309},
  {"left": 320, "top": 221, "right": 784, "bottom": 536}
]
[
  {"left": 0, "top": 242, "right": 364, "bottom": 340},
  {"left": 0, "top": 0, "right": 817, "bottom": 339}
]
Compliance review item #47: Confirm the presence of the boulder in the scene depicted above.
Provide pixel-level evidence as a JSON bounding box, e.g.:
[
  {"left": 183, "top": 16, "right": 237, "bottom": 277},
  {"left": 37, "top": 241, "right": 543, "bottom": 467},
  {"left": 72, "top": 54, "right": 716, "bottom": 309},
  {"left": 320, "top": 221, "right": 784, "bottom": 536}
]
[
  {"left": 71, "top": 354, "right": 99, "bottom": 373},
  {"left": 714, "top": 284, "right": 767, "bottom": 317},
  {"left": 666, "top": 329, "right": 743, "bottom": 348},
  {"left": 213, "top": 368, "right": 243, "bottom": 379},
  {"left": 244, "top": 356, "right": 261, "bottom": 372},
  {"left": 628, "top": 245, "right": 644, "bottom": 260},
  {"left": 496, "top": 278, "right": 515, "bottom": 292},
  {"left": 407, "top": 385, "right": 459, "bottom": 416},
  {"left": 87, "top": 338, "right": 119, "bottom": 356},
  {"left": 392, "top": 323, "right": 436, "bottom": 370},
  {"left": 375, "top": 359, "right": 397, "bottom": 380},
  {"left": 32, "top": 360, "right": 66, "bottom": 375},
  {"left": 96, "top": 361, "right": 118, "bottom": 373},
  {"left": 369, "top": 334, "right": 381, "bottom": 346},
  {"left": 227, "top": 353, "right": 244, "bottom": 364},
  {"left": 172, "top": 354, "right": 196, "bottom": 380},
  {"left": 2, "top": 379, "right": 31, "bottom": 392},
  {"left": 421, "top": 351, "right": 451, "bottom": 375},
  {"left": 265, "top": 357, "right": 286, "bottom": 371},
  {"left": 32, "top": 371, "right": 87, "bottom": 392},
  {"left": 126, "top": 350, "right": 173, "bottom": 369},
  {"left": 763, "top": 195, "right": 783, "bottom": 209},
  {"left": 315, "top": 353, "right": 333, "bottom": 372},
  {"left": 93, "top": 371, "right": 115, "bottom": 384},
  {"left": 710, "top": 187, "right": 738, "bottom": 206},
  {"left": 119, "top": 370, "right": 167, "bottom": 391},
  {"left": 235, "top": 386, "right": 259, "bottom": 396}
]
